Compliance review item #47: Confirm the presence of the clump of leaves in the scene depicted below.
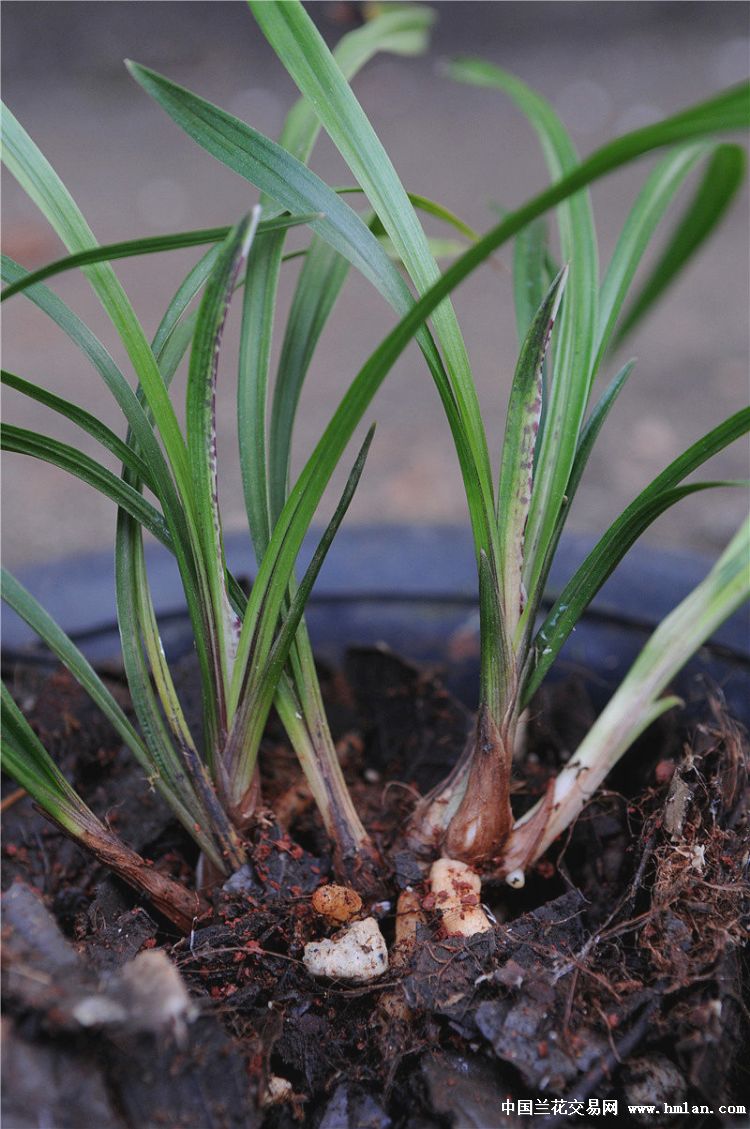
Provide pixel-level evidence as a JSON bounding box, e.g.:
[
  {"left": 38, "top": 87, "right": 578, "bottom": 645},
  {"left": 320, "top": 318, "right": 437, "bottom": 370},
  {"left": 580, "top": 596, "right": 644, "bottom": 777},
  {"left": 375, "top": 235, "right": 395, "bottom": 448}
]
[{"left": 2, "top": 2, "right": 748, "bottom": 927}]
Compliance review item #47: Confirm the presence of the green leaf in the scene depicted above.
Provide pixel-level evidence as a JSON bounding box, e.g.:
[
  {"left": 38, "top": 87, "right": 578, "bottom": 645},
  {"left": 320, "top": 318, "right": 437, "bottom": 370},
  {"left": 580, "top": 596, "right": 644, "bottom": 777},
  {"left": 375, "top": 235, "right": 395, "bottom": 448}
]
[
  {"left": 477, "top": 549, "right": 510, "bottom": 720},
  {"left": 1, "top": 369, "right": 156, "bottom": 490},
  {"left": 114, "top": 250, "right": 239, "bottom": 789},
  {"left": 129, "top": 55, "right": 750, "bottom": 682},
  {"left": 2, "top": 681, "right": 210, "bottom": 930},
  {"left": 0, "top": 256, "right": 178, "bottom": 488},
  {"left": 278, "top": 4, "right": 435, "bottom": 165},
  {"left": 125, "top": 63, "right": 495, "bottom": 568},
  {"left": 113, "top": 509, "right": 239, "bottom": 870},
  {"left": 448, "top": 60, "right": 599, "bottom": 623},
  {"left": 237, "top": 231, "right": 282, "bottom": 558},
  {"left": 223, "top": 425, "right": 376, "bottom": 801},
  {"left": 509, "top": 517, "right": 750, "bottom": 869},
  {"left": 241, "top": 7, "right": 423, "bottom": 865},
  {"left": 596, "top": 142, "right": 720, "bottom": 366},
  {"left": 1, "top": 105, "right": 194, "bottom": 509},
  {"left": 516, "top": 359, "right": 637, "bottom": 658},
  {"left": 1, "top": 255, "right": 217, "bottom": 754},
  {"left": 268, "top": 234, "right": 351, "bottom": 525},
  {"left": 497, "top": 268, "right": 567, "bottom": 634},
  {"left": 2, "top": 570, "right": 185, "bottom": 810},
  {"left": 1, "top": 424, "right": 172, "bottom": 548},
  {"left": 523, "top": 406, "right": 750, "bottom": 704},
  {"left": 513, "top": 216, "right": 550, "bottom": 343},
  {"left": 125, "top": 61, "right": 499, "bottom": 810},
  {"left": 0, "top": 214, "right": 317, "bottom": 302},
  {"left": 125, "top": 58, "right": 469, "bottom": 480},
  {"left": 125, "top": 62, "right": 414, "bottom": 312},
  {"left": 187, "top": 213, "right": 260, "bottom": 705},
  {"left": 615, "top": 142, "right": 746, "bottom": 346},
  {"left": 238, "top": 0, "right": 440, "bottom": 560},
  {"left": 569, "top": 362, "right": 636, "bottom": 504},
  {"left": 151, "top": 246, "right": 220, "bottom": 362},
  {"left": 1, "top": 682, "right": 98, "bottom": 836},
  {"left": 249, "top": 0, "right": 497, "bottom": 557},
  {"left": 406, "top": 191, "right": 479, "bottom": 243},
  {"left": 229, "top": 86, "right": 749, "bottom": 722}
]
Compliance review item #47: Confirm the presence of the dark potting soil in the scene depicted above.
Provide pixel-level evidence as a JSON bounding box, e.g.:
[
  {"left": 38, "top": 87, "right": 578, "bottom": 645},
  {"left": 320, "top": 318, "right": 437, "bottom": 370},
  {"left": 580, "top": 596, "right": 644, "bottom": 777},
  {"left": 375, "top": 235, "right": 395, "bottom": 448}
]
[{"left": 2, "top": 649, "right": 748, "bottom": 1129}]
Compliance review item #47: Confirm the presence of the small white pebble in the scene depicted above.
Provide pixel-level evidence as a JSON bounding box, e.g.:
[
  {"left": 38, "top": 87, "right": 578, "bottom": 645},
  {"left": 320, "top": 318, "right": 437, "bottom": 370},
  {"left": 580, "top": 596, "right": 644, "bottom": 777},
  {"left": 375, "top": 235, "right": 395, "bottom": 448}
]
[
  {"left": 303, "top": 917, "right": 388, "bottom": 983},
  {"left": 261, "top": 1075, "right": 294, "bottom": 1108},
  {"left": 506, "top": 868, "right": 526, "bottom": 889}
]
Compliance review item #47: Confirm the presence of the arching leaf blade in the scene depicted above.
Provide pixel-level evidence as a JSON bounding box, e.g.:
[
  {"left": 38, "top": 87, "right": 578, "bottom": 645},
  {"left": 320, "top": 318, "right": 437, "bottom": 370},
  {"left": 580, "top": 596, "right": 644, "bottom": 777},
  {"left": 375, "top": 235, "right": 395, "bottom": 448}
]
[
  {"left": 614, "top": 142, "right": 747, "bottom": 347},
  {"left": 596, "top": 142, "right": 723, "bottom": 366},
  {"left": 2, "top": 369, "right": 156, "bottom": 490},
  {"left": 524, "top": 407, "right": 750, "bottom": 703},
  {"left": 1, "top": 424, "right": 172, "bottom": 548},
  {"left": 0, "top": 213, "right": 320, "bottom": 302},
  {"left": 1, "top": 105, "right": 193, "bottom": 504}
]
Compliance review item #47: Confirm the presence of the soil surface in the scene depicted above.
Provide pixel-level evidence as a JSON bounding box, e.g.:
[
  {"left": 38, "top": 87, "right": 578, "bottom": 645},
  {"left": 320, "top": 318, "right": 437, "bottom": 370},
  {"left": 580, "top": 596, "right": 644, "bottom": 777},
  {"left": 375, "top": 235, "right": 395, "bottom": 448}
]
[{"left": 2, "top": 650, "right": 748, "bottom": 1128}]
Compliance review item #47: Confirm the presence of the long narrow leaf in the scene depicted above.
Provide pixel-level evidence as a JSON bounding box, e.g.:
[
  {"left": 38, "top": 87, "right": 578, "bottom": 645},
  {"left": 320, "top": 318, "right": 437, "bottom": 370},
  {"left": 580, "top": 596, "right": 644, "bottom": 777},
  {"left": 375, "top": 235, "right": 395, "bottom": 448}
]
[
  {"left": 514, "top": 359, "right": 637, "bottom": 658},
  {"left": 187, "top": 212, "right": 260, "bottom": 704},
  {"left": 1, "top": 424, "right": 171, "bottom": 547},
  {"left": 513, "top": 216, "right": 550, "bottom": 343},
  {"left": 126, "top": 63, "right": 750, "bottom": 598},
  {"left": 1, "top": 106, "right": 193, "bottom": 507},
  {"left": 151, "top": 246, "right": 219, "bottom": 361},
  {"left": 0, "top": 213, "right": 317, "bottom": 302},
  {"left": 128, "top": 58, "right": 750, "bottom": 714},
  {"left": 497, "top": 268, "right": 567, "bottom": 633},
  {"left": 250, "top": 0, "right": 497, "bottom": 554},
  {"left": 268, "top": 235, "right": 352, "bottom": 525},
  {"left": 507, "top": 517, "right": 750, "bottom": 871},
  {"left": 448, "top": 59, "right": 599, "bottom": 620},
  {"left": 237, "top": 7, "right": 431, "bottom": 868},
  {"left": 524, "top": 407, "right": 750, "bottom": 703},
  {"left": 615, "top": 142, "right": 746, "bottom": 345},
  {"left": 595, "top": 142, "right": 719, "bottom": 367},
  {"left": 1, "top": 683, "right": 96, "bottom": 835},
  {"left": 2, "top": 369, "right": 155, "bottom": 489},
  {"left": 279, "top": 4, "right": 435, "bottom": 165},
  {"left": 567, "top": 362, "right": 637, "bottom": 510},
  {"left": 112, "top": 510, "right": 235, "bottom": 870},
  {"left": 1, "top": 684, "right": 208, "bottom": 930},
  {"left": 0, "top": 570, "right": 197, "bottom": 827},
  {"left": 224, "top": 426, "right": 376, "bottom": 801},
  {"left": 239, "top": 2, "right": 438, "bottom": 558},
  {"left": 126, "top": 62, "right": 496, "bottom": 566},
  {"left": 1, "top": 256, "right": 218, "bottom": 747},
  {"left": 0, "top": 256, "right": 181, "bottom": 493}
]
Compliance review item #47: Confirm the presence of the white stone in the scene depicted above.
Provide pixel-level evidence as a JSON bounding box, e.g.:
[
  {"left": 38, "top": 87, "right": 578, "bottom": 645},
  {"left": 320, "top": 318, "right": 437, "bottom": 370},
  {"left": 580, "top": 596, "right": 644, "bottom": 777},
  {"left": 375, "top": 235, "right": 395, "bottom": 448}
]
[
  {"left": 303, "top": 917, "right": 388, "bottom": 983},
  {"left": 261, "top": 1075, "right": 294, "bottom": 1108}
]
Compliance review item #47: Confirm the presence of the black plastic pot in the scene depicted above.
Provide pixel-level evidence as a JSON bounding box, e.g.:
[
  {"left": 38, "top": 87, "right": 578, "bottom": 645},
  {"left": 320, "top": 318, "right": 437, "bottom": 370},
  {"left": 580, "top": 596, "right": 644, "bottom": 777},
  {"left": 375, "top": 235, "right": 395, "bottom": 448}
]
[{"left": 4, "top": 525, "right": 748, "bottom": 725}]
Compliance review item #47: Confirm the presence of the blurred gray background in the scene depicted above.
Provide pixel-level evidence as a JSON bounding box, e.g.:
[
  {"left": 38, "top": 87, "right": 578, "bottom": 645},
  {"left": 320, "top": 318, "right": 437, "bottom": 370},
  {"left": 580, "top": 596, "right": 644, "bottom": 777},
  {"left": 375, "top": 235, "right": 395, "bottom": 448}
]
[{"left": 2, "top": 1, "right": 749, "bottom": 571}]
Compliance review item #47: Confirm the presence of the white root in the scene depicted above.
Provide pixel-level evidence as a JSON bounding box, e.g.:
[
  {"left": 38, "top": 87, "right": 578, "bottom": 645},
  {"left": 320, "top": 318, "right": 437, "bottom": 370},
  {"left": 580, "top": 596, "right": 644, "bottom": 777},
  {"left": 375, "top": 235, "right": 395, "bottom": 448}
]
[
  {"left": 428, "top": 857, "right": 492, "bottom": 936},
  {"left": 388, "top": 888, "right": 426, "bottom": 972},
  {"left": 380, "top": 889, "right": 426, "bottom": 1023}
]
